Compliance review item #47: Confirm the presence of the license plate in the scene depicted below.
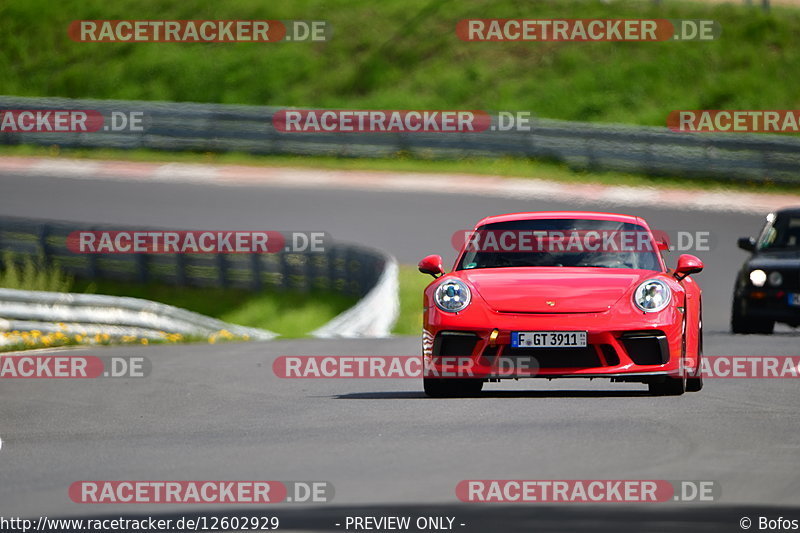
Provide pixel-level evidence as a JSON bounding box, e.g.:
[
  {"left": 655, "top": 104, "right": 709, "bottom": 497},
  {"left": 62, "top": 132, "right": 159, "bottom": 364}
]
[
  {"left": 511, "top": 331, "right": 588, "bottom": 348},
  {"left": 789, "top": 293, "right": 800, "bottom": 307}
]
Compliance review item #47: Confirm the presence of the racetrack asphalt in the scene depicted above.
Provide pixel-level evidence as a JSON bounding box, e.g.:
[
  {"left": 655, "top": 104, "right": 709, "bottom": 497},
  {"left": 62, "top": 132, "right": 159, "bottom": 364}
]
[
  {"left": 0, "top": 165, "right": 798, "bottom": 531},
  {"left": 0, "top": 167, "right": 784, "bottom": 332}
]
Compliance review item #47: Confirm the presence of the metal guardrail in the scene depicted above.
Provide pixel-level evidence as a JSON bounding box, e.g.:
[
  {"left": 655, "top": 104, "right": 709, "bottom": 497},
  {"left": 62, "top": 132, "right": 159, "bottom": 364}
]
[
  {"left": 1, "top": 96, "right": 799, "bottom": 184},
  {"left": 0, "top": 288, "right": 277, "bottom": 342},
  {"left": 311, "top": 259, "right": 398, "bottom": 339},
  {"left": 0, "top": 216, "right": 399, "bottom": 338},
  {"left": 0, "top": 216, "right": 387, "bottom": 299}
]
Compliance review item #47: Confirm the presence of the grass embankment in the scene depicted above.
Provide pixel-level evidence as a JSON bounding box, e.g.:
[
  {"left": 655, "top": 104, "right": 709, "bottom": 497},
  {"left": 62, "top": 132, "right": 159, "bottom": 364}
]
[
  {"left": 1, "top": 0, "right": 798, "bottom": 126},
  {"left": 0, "top": 254, "right": 357, "bottom": 351}
]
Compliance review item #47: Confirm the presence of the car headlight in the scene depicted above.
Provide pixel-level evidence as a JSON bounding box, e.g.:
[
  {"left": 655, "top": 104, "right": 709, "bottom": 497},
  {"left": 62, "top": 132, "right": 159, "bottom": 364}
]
[
  {"left": 434, "top": 279, "right": 471, "bottom": 312},
  {"left": 749, "top": 269, "right": 767, "bottom": 287},
  {"left": 633, "top": 279, "right": 672, "bottom": 313},
  {"left": 768, "top": 271, "right": 783, "bottom": 287}
]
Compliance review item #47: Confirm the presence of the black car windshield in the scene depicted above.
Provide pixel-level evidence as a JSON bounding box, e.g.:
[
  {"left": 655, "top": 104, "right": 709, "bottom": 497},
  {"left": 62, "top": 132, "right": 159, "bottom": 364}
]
[
  {"left": 757, "top": 213, "right": 800, "bottom": 251},
  {"left": 457, "top": 218, "right": 662, "bottom": 271}
]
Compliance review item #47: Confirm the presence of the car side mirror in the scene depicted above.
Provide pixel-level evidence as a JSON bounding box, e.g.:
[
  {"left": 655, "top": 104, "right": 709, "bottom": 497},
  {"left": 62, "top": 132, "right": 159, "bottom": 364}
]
[
  {"left": 418, "top": 254, "right": 444, "bottom": 278},
  {"left": 737, "top": 236, "right": 756, "bottom": 252},
  {"left": 674, "top": 254, "right": 703, "bottom": 281}
]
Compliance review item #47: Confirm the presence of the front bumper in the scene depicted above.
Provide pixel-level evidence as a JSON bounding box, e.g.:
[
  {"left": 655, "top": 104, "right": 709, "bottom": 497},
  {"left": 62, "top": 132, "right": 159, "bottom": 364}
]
[
  {"left": 740, "top": 288, "right": 800, "bottom": 325},
  {"left": 422, "top": 305, "right": 685, "bottom": 380}
]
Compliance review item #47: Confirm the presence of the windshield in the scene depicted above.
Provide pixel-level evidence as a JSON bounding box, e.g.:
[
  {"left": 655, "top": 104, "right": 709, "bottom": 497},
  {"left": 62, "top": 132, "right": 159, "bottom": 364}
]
[
  {"left": 757, "top": 213, "right": 800, "bottom": 251},
  {"left": 457, "top": 218, "right": 662, "bottom": 271}
]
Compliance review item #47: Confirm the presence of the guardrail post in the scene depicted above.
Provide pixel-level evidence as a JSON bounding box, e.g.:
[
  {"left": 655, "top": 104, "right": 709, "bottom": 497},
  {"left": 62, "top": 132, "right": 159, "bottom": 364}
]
[
  {"left": 279, "top": 251, "right": 290, "bottom": 290},
  {"left": 37, "top": 223, "right": 51, "bottom": 266},
  {"left": 216, "top": 253, "right": 228, "bottom": 288},
  {"left": 250, "top": 253, "right": 262, "bottom": 291},
  {"left": 175, "top": 253, "right": 186, "bottom": 286},
  {"left": 87, "top": 226, "right": 98, "bottom": 278},
  {"left": 135, "top": 253, "right": 148, "bottom": 283},
  {"left": 344, "top": 248, "right": 356, "bottom": 296},
  {"left": 586, "top": 138, "right": 599, "bottom": 172},
  {"left": 325, "top": 246, "right": 337, "bottom": 293},
  {"left": 297, "top": 252, "right": 309, "bottom": 293}
]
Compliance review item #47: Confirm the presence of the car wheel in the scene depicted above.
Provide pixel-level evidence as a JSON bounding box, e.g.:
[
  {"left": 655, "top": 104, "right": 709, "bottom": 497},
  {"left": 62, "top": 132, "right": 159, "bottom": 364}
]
[
  {"left": 423, "top": 378, "right": 483, "bottom": 398},
  {"left": 649, "top": 375, "right": 686, "bottom": 396},
  {"left": 686, "top": 376, "right": 704, "bottom": 392},
  {"left": 753, "top": 319, "right": 775, "bottom": 334},
  {"left": 687, "top": 312, "right": 704, "bottom": 393},
  {"left": 730, "top": 297, "right": 748, "bottom": 333},
  {"left": 731, "top": 298, "right": 775, "bottom": 334},
  {"left": 423, "top": 378, "right": 453, "bottom": 398},
  {"left": 457, "top": 378, "right": 484, "bottom": 396}
]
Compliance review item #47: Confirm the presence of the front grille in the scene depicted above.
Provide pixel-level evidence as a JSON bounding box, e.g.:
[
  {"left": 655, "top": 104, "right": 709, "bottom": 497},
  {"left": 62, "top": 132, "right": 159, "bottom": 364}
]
[
  {"left": 432, "top": 332, "right": 480, "bottom": 357},
  {"left": 502, "top": 346, "right": 601, "bottom": 368},
  {"left": 600, "top": 344, "right": 620, "bottom": 366},
  {"left": 480, "top": 344, "right": 500, "bottom": 361},
  {"left": 621, "top": 332, "right": 669, "bottom": 366}
]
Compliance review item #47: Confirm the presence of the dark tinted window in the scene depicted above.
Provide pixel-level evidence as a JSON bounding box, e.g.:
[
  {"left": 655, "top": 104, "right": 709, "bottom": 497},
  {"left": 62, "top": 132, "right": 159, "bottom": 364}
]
[
  {"left": 457, "top": 218, "right": 662, "bottom": 271},
  {"left": 758, "top": 213, "right": 800, "bottom": 251}
]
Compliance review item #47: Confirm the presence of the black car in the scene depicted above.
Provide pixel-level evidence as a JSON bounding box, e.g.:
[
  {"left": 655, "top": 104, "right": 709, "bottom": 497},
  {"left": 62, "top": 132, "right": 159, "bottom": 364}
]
[{"left": 732, "top": 207, "right": 800, "bottom": 334}]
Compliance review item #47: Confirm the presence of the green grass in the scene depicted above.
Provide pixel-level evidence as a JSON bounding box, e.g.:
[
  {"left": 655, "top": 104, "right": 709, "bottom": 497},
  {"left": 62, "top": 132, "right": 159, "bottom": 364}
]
[
  {"left": 73, "top": 279, "right": 358, "bottom": 338},
  {"left": 0, "top": 253, "right": 357, "bottom": 338},
  {"left": 393, "top": 264, "right": 433, "bottom": 336},
  {"left": 1, "top": 0, "right": 799, "bottom": 127},
  {"left": 0, "top": 253, "right": 74, "bottom": 292},
  {"left": 3, "top": 145, "right": 798, "bottom": 194}
]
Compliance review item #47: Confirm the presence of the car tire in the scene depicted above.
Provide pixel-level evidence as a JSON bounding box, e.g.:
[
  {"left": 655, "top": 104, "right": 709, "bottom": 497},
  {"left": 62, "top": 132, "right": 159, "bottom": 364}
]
[
  {"left": 457, "top": 378, "right": 484, "bottom": 396},
  {"left": 686, "top": 376, "right": 704, "bottom": 392},
  {"left": 687, "top": 312, "right": 704, "bottom": 393},
  {"left": 649, "top": 375, "right": 686, "bottom": 396},
  {"left": 730, "top": 297, "right": 747, "bottom": 333},
  {"left": 423, "top": 378, "right": 453, "bottom": 398},
  {"left": 423, "top": 378, "right": 483, "bottom": 398},
  {"left": 731, "top": 298, "right": 775, "bottom": 334}
]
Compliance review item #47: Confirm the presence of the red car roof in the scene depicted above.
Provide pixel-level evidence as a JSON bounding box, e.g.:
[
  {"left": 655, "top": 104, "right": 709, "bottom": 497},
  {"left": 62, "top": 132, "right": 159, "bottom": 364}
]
[{"left": 474, "top": 211, "right": 647, "bottom": 228}]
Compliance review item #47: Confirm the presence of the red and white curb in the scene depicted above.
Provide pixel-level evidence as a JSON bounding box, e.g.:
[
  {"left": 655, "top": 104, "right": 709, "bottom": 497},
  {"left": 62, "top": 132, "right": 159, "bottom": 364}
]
[{"left": 1, "top": 156, "right": 798, "bottom": 214}]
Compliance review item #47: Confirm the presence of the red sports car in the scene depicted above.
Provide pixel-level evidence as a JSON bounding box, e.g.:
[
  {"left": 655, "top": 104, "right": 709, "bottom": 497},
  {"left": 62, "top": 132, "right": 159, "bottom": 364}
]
[{"left": 418, "top": 211, "right": 704, "bottom": 397}]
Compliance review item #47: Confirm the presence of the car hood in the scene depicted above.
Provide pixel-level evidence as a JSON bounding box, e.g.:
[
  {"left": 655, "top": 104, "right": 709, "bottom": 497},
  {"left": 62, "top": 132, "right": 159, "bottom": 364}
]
[
  {"left": 748, "top": 249, "right": 800, "bottom": 270},
  {"left": 455, "top": 267, "right": 657, "bottom": 313}
]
